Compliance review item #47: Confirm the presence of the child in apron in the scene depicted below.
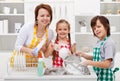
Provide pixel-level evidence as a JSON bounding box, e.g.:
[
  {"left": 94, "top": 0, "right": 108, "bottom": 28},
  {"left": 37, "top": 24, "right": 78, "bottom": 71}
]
[
  {"left": 45, "top": 19, "right": 76, "bottom": 67},
  {"left": 76, "top": 16, "right": 119, "bottom": 81}
]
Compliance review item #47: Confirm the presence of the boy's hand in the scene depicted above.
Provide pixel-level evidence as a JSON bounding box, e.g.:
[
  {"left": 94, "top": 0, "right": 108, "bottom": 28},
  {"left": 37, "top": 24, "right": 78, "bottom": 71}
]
[
  {"left": 75, "top": 51, "right": 84, "bottom": 57},
  {"left": 78, "top": 60, "right": 92, "bottom": 66}
]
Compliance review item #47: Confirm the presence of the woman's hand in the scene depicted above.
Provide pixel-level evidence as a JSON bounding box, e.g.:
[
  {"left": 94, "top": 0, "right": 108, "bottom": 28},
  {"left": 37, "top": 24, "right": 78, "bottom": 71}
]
[
  {"left": 28, "top": 48, "right": 34, "bottom": 56},
  {"left": 21, "top": 47, "right": 34, "bottom": 56}
]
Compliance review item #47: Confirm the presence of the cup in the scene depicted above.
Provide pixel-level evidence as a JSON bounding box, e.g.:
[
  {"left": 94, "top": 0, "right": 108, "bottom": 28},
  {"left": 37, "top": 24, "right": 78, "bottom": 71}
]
[
  {"left": 3, "top": 7, "right": 10, "bottom": 14},
  {"left": 80, "top": 26, "right": 87, "bottom": 33},
  {"left": 111, "top": 26, "right": 116, "bottom": 32},
  {"left": 14, "top": 23, "right": 22, "bottom": 33}
]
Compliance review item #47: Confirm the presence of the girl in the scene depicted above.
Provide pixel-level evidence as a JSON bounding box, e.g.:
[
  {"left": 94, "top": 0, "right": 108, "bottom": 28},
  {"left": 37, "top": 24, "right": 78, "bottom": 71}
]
[
  {"left": 76, "top": 16, "right": 118, "bottom": 81},
  {"left": 45, "top": 19, "right": 76, "bottom": 67}
]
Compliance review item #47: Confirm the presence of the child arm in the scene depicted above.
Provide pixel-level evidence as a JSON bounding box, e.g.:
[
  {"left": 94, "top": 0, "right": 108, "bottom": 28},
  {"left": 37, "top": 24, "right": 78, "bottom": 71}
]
[
  {"left": 76, "top": 51, "right": 93, "bottom": 60},
  {"left": 83, "top": 58, "right": 112, "bottom": 68},
  {"left": 44, "top": 42, "right": 54, "bottom": 58},
  {"left": 71, "top": 43, "right": 76, "bottom": 54}
]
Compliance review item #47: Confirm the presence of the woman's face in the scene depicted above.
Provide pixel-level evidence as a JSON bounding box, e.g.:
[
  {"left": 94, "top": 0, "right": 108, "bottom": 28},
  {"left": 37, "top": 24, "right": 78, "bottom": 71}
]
[
  {"left": 37, "top": 8, "right": 51, "bottom": 27},
  {"left": 93, "top": 20, "right": 107, "bottom": 40},
  {"left": 56, "top": 22, "right": 70, "bottom": 40}
]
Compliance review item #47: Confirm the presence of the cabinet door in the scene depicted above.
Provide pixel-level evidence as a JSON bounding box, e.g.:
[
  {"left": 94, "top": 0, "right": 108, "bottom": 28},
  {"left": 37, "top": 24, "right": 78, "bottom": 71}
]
[{"left": 74, "top": 0, "right": 100, "bottom": 15}]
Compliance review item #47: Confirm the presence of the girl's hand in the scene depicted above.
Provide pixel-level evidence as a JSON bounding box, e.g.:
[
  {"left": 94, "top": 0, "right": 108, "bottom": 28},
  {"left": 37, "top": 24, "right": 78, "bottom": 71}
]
[{"left": 53, "top": 44, "right": 61, "bottom": 51}]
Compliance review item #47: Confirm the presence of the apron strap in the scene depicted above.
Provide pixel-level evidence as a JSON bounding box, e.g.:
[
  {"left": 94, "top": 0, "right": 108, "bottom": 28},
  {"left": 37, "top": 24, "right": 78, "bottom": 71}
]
[
  {"left": 100, "top": 36, "right": 109, "bottom": 48},
  {"left": 113, "top": 67, "right": 119, "bottom": 73}
]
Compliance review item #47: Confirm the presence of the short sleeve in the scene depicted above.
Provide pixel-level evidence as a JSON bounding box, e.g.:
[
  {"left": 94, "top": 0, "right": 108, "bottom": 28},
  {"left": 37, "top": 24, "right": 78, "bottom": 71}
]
[{"left": 104, "top": 42, "right": 116, "bottom": 60}]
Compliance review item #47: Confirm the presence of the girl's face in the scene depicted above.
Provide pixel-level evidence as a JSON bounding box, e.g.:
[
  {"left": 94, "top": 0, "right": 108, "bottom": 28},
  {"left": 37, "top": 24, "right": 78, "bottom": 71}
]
[
  {"left": 56, "top": 22, "right": 70, "bottom": 40},
  {"left": 93, "top": 20, "right": 107, "bottom": 40},
  {"left": 37, "top": 8, "right": 51, "bottom": 27}
]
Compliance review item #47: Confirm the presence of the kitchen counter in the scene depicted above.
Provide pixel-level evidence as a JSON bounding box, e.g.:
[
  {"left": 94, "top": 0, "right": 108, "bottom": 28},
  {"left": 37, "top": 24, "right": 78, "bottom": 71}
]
[
  {"left": 1, "top": 51, "right": 120, "bottom": 81},
  {"left": 4, "top": 66, "right": 97, "bottom": 81}
]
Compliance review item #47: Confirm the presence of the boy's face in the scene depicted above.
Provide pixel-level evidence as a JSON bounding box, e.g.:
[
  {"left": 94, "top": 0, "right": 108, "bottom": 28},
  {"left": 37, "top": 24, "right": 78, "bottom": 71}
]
[
  {"left": 93, "top": 20, "right": 107, "bottom": 40},
  {"left": 56, "top": 22, "right": 70, "bottom": 39}
]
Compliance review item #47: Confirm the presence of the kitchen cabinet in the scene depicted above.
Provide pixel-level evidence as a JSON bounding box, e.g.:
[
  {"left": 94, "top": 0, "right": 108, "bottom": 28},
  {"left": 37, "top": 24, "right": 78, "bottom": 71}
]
[
  {"left": 0, "top": 0, "right": 24, "bottom": 34},
  {"left": 75, "top": 15, "right": 120, "bottom": 52},
  {"left": 75, "top": 15, "right": 97, "bottom": 52},
  {"left": 75, "top": 0, "right": 120, "bottom": 52},
  {"left": 100, "top": 0, "right": 120, "bottom": 34},
  {"left": 100, "top": 0, "right": 120, "bottom": 15},
  {"left": 0, "top": 0, "right": 24, "bottom": 51}
]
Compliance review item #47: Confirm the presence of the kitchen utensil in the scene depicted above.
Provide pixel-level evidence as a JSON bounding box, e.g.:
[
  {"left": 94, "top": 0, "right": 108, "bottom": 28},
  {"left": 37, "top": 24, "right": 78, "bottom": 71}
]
[
  {"left": 14, "top": 23, "right": 22, "bottom": 33},
  {"left": 3, "top": 7, "right": 10, "bottom": 14}
]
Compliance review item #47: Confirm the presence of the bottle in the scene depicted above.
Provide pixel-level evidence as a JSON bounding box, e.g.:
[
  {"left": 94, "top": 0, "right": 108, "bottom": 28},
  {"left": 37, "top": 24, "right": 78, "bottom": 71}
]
[
  {"left": 38, "top": 58, "right": 44, "bottom": 76},
  {"left": 13, "top": 8, "right": 17, "bottom": 14},
  {"left": 37, "top": 52, "right": 45, "bottom": 76}
]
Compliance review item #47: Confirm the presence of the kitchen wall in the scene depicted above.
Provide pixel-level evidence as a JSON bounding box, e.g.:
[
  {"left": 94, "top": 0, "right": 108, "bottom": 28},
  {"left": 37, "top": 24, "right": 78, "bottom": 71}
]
[{"left": 0, "top": 35, "right": 17, "bottom": 51}]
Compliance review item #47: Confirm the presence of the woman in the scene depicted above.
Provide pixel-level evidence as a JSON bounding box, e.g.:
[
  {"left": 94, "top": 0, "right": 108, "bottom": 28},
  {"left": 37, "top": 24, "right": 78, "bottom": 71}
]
[{"left": 14, "top": 3, "right": 54, "bottom": 66}]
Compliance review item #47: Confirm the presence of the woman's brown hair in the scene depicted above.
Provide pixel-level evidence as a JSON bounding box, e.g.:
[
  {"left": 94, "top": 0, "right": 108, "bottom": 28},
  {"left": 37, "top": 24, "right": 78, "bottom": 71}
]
[
  {"left": 91, "top": 15, "right": 111, "bottom": 36},
  {"left": 34, "top": 3, "right": 52, "bottom": 26}
]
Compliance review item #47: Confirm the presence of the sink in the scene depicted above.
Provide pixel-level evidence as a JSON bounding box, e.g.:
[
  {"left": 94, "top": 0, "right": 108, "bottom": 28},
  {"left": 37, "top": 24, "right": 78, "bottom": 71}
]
[{"left": 4, "top": 54, "right": 97, "bottom": 81}]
